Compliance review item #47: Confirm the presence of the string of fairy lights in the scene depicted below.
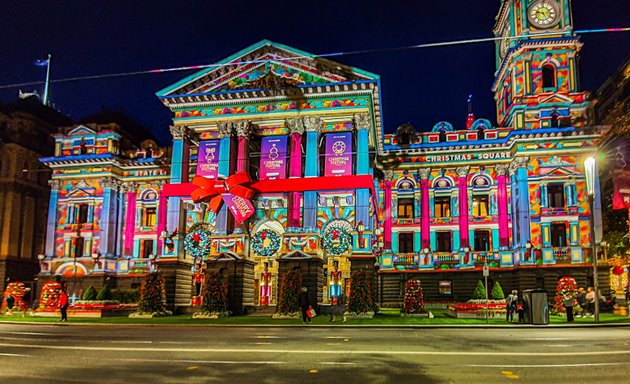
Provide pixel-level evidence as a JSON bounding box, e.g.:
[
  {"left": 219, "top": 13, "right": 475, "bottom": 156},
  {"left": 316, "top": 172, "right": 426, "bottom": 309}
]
[{"left": 0, "top": 27, "right": 628, "bottom": 91}]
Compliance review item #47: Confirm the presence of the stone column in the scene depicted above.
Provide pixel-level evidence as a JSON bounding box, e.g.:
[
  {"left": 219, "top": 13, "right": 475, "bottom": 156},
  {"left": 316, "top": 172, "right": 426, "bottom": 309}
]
[
  {"left": 45, "top": 179, "right": 62, "bottom": 257},
  {"left": 216, "top": 122, "right": 233, "bottom": 234},
  {"left": 303, "top": 116, "right": 323, "bottom": 231},
  {"left": 495, "top": 164, "right": 510, "bottom": 248},
  {"left": 99, "top": 177, "right": 119, "bottom": 256},
  {"left": 234, "top": 121, "right": 251, "bottom": 174},
  {"left": 354, "top": 114, "right": 370, "bottom": 232},
  {"left": 122, "top": 182, "right": 137, "bottom": 256},
  {"left": 287, "top": 118, "right": 305, "bottom": 227},
  {"left": 457, "top": 166, "right": 470, "bottom": 249},
  {"left": 383, "top": 170, "right": 393, "bottom": 249},
  {"left": 418, "top": 168, "right": 431, "bottom": 248},
  {"left": 509, "top": 157, "right": 530, "bottom": 247}
]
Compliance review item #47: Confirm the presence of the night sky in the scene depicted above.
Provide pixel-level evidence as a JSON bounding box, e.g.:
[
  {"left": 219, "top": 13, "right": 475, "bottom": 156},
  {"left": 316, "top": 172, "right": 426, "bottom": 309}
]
[{"left": 1, "top": 0, "right": 628, "bottom": 144}]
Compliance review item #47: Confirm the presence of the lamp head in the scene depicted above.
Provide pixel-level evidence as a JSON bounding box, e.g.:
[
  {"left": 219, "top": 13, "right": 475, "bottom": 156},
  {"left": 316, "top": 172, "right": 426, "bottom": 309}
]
[
  {"left": 584, "top": 156, "right": 596, "bottom": 196},
  {"left": 91, "top": 253, "right": 100, "bottom": 260},
  {"left": 463, "top": 246, "right": 470, "bottom": 252},
  {"left": 357, "top": 221, "right": 365, "bottom": 232},
  {"left": 423, "top": 247, "right": 430, "bottom": 254},
  {"left": 149, "top": 253, "right": 156, "bottom": 260},
  {"left": 525, "top": 241, "right": 532, "bottom": 249},
  {"left": 37, "top": 254, "right": 46, "bottom": 261},
  {"left": 374, "top": 227, "right": 382, "bottom": 236}
]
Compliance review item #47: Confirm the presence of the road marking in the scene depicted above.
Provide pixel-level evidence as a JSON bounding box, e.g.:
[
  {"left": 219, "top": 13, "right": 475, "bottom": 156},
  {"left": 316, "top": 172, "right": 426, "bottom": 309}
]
[
  {"left": 466, "top": 362, "right": 630, "bottom": 368},
  {"left": 109, "top": 340, "right": 153, "bottom": 344},
  {"left": 0, "top": 353, "right": 31, "bottom": 357},
  {"left": 309, "top": 369, "right": 318, "bottom": 374},
  {"left": 501, "top": 371, "right": 513, "bottom": 375},
  {"left": 254, "top": 335, "right": 283, "bottom": 339},
  {"left": 121, "top": 358, "right": 286, "bottom": 365},
  {"left": 324, "top": 336, "right": 350, "bottom": 339},
  {"left": 325, "top": 343, "right": 341, "bottom": 346},
  {"left": 4, "top": 342, "right": 630, "bottom": 358},
  {"left": 253, "top": 342, "right": 272, "bottom": 345},
  {"left": 186, "top": 366, "right": 198, "bottom": 371},
  {"left": 2, "top": 332, "right": 52, "bottom": 336}
]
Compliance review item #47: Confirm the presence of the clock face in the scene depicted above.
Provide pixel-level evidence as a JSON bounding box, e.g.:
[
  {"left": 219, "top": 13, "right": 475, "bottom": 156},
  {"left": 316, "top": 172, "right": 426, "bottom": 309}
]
[{"left": 528, "top": 1, "right": 560, "bottom": 28}]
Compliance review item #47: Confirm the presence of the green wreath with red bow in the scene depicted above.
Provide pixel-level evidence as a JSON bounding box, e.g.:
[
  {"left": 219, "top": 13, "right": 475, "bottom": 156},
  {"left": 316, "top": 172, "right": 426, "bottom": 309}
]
[
  {"left": 322, "top": 226, "right": 352, "bottom": 256},
  {"left": 184, "top": 226, "right": 212, "bottom": 258},
  {"left": 251, "top": 229, "right": 281, "bottom": 257}
]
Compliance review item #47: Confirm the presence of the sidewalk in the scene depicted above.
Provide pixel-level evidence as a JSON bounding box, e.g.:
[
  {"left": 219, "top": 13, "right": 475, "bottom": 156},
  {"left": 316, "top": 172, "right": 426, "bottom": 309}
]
[{"left": 2, "top": 308, "right": 629, "bottom": 327}]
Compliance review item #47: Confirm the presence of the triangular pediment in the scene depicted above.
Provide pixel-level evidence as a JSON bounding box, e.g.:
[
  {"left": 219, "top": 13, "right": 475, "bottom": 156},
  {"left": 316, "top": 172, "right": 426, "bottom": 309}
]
[
  {"left": 157, "top": 40, "right": 379, "bottom": 97},
  {"left": 67, "top": 125, "right": 96, "bottom": 137},
  {"left": 538, "top": 93, "right": 573, "bottom": 104},
  {"left": 543, "top": 167, "right": 575, "bottom": 177},
  {"left": 212, "top": 252, "right": 241, "bottom": 261},
  {"left": 281, "top": 250, "right": 312, "bottom": 260},
  {"left": 66, "top": 188, "right": 96, "bottom": 198}
]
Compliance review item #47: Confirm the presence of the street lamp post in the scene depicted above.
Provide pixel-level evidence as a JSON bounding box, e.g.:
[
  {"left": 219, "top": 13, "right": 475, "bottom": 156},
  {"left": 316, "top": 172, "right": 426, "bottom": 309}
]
[{"left": 584, "top": 156, "right": 599, "bottom": 323}]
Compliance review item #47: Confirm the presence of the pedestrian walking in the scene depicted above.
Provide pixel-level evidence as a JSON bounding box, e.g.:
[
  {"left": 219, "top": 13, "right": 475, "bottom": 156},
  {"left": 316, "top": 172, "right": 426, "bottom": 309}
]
[
  {"left": 506, "top": 290, "right": 518, "bottom": 322},
  {"left": 575, "top": 287, "right": 586, "bottom": 318},
  {"left": 563, "top": 293, "right": 575, "bottom": 323},
  {"left": 5, "top": 294, "right": 15, "bottom": 315},
  {"left": 300, "top": 287, "right": 311, "bottom": 323},
  {"left": 22, "top": 288, "right": 31, "bottom": 317},
  {"left": 59, "top": 288, "right": 69, "bottom": 322},
  {"left": 585, "top": 287, "right": 595, "bottom": 317}
]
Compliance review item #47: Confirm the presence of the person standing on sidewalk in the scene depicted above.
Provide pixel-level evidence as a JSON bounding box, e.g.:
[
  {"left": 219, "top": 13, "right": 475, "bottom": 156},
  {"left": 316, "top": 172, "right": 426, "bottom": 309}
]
[
  {"left": 563, "top": 293, "right": 575, "bottom": 323},
  {"left": 299, "top": 287, "right": 311, "bottom": 323},
  {"left": 59, "top": 288, "right": 69, "bottom": 322}
]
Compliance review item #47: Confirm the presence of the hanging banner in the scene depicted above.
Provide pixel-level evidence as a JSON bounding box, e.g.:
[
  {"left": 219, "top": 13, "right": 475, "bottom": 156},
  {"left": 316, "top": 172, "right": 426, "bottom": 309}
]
[
  {"left": 196, "top": 141, "right": 220, "bottom": 179},
  {"left": 325, "top": 132, "right": 353, "bottom": 176},
  {"left": 259, "top": 136, "right": 287, "bottom": 180},
  {"left": 613, "top": 170, "right": 630, "bottom": 209}
]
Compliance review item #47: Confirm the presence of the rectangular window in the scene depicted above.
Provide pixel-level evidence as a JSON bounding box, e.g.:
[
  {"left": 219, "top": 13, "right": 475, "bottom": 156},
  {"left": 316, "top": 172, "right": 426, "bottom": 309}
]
[
  {"left": 434, "top": 196, "right": 451, "bottom": 218},
  {"left": 472, "top": 195, "right": 489, "bottom": 217},
  {"left": 551, "top": 222, "right": 567, "bottom": 247},
  {"left": 439, "top": 280, "right": 452, "bottom": 295},
  {"left": 548, "top": 184, "right": 565, "bottom": 208},
  {"left": 141, "top": 239, "right": 154, "bottom": 259},
  {"left": 143, "top": 207, "right": 157, "bottom": 227},
  {"left": 436, "top": 231, "right": 452, "bottom": 252},
  {"left": 77, "top": 204, "right": 89, "bottom": 224},
  {"left": 397, "top": 198, "right": 414, "bottom": 219},
  {"left": 398, "top": 232, "right": 414, "bottom": 253},
  {"left": 474, "top": 230, "right": 490, "bottom": 252},
  {"left": 75, "top": 237, "right": 84, "bottom": 258}
]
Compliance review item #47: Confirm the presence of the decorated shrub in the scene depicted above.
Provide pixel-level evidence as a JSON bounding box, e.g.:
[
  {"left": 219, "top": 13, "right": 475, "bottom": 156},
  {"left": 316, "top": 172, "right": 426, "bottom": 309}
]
[
  {"left": 138, "top": 272, "right": 168, "bottom": 314},
  {"left": 471, "top": 280, "right": 487, "bottom": 300},
  {"left": 348, "top": 270, "right": 373, "bottom": 313},
  {"left": 553, "top": 276, "right": 577, "bottom": 314},
  {"left": 96, "top": 285, "right": 113, "bottom": 301},
  {"left": 276, "top": 269, "right": 301, "bottom": 314},
  {"left": 490, "top": 281, "right": 505, "bottom": 300},
  {"left": 82, "top": 286, "right": 98, "bottom": 301},
  {"left": 203, "top": 272, "right": 229, "bottom": 314},
  {"left": 402, "top": 279, "right": 426, "bottom": 314}
]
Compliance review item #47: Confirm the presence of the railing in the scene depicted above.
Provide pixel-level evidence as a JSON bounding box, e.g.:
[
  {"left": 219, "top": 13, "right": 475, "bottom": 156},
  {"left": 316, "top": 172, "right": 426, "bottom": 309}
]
[
  {"left": 553, "top": 247, "right": 571, "bottom": 263},
  {"left": 393, "top": 253, "right": 415, "bottom": 264},
  {"left": 434, "top": 252, "right": 457, "bottom": 262}
]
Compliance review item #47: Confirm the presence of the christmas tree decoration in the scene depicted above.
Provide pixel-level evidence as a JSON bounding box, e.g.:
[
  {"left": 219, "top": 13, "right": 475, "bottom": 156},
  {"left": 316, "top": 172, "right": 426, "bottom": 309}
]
[
  {"left": 553, "top": 276, "right": 577, "bottom": 314},
  {"left": 38, "top": 282, "right": 61, "bottom": 310},
  {"left": 322, "top": 226, "right": 352, "bottom": 256},
  {"left": 471, "top": 280, "right": 487, "bottom": 300},
  {"left": 348, "top": 270, "right": 373, "bottom": 313},
  {"left": 402, "top": 279, "right": 426, "bottom": 314},
  {"left": 136, "top": 272, "right": 170, "bottom": 315},
  {"left": 251, "top": 229, "right": 281, "bottom": 257},
  {"left": 490, "top": 281, "right": 505, "bottom": 300},
  {"left": 276, "top": 270, "right": 301, "bottom": 314},
  {"left": 202, "top": 272, "right": 229, "bottom": 314},
  {"left": 184, "top": 225, "right": 212, "bottom": 259}
]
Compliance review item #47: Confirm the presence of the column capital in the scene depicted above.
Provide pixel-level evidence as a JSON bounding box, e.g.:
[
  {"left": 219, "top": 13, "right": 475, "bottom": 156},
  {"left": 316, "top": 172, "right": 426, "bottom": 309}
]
[
  {"left": 286, "top": 118, "right": 305, "bottom": 135},
  {"left": 456, "top": 166, "right": 470, "bottom": 178},
  {"left": 353, "top": 113, "right": 371, "bottom": 131},
  {"left": 418, "top": 168, "right": 431, "bottom": 180},
  {"left": 48, "top": 179, "right": 62, "bottom": 191},
  {"left": 101, "top": 177, "right": 120, "bottom": 190},
  {"left": 120, "top": 182, "right": 138, "bottom": 194},
  {"left": 217, "top": 122, "right": 233, "bottom": 137},
  {"left": 169, "top": 125, "right": 190, "bottom": 141},
  {"left": 509, "top": 156, "right": 529, "bottom": 175},
  {"left": 495, "top": 164, "right": 509, "bottom": 176},
  {"left": 303, "top": 116, "right": 323, "bottom": 133},
  {"left": 234, "top": 121, "right": 253, "bottom": 138},
  {"left": 383, "top": 170, "right": 394, "bottom": 182}
]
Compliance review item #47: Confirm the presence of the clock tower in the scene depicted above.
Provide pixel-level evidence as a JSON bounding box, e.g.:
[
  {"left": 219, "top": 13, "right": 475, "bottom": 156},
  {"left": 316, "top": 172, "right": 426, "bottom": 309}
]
[{"left": 492, "top": 0, "right": 589, "bottom": 129}]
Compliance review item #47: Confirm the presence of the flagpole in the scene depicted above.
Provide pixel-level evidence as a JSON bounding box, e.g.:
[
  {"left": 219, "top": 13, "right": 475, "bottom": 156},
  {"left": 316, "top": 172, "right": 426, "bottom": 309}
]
[{"left": 43, "top": 54, "right": 51, "bottom": 106}]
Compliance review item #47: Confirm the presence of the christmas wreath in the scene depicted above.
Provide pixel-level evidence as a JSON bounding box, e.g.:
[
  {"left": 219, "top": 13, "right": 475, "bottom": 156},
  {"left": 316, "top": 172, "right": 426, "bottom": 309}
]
[
  {"left": 322, "top": 226, "right": 352, "bottom": 256},
  {"left": 184, "top": 226, "right": 212, "bottom": 258},
  {"left": 251, "top": 229, "right": 281, "bottom": 257}
]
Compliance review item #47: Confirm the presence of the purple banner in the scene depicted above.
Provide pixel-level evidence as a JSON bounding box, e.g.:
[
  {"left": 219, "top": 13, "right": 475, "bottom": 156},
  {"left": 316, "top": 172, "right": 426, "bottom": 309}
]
[
  {"left": 196, "top": 141, "right": 220, "bottom": 179},
  {"left": 259, "top": 136, "right": 287, "bottom": 180},
  {"left": 325, "top": 132, "right": 353, "bottom": 176}
]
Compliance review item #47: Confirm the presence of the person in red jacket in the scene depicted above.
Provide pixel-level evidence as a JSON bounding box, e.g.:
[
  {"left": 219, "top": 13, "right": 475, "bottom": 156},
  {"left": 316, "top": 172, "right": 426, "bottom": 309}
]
[{"left": 59, "top": 288, "right": 69, "bottom": 322}]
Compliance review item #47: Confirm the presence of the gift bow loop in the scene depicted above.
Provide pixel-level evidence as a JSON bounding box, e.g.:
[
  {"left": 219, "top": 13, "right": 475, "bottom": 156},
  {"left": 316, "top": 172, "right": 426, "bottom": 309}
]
[{"left": 191, "top": 172, "right": 253, "bottom": 215}]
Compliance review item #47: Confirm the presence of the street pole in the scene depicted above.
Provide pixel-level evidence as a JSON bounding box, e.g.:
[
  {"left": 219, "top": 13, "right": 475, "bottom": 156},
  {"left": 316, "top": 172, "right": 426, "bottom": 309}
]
[
  {"left": 483, "top": 261, "right": 489, "bottom": 324},
  {"left": 588, "top": 194, "right": 600, "bottom": 323}
]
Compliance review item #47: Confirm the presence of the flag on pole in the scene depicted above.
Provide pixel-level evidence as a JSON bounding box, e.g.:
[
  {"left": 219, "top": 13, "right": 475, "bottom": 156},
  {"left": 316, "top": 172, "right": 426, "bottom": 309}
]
[{"left": 34, "top": 58, "right": 49, "bottom": 67}]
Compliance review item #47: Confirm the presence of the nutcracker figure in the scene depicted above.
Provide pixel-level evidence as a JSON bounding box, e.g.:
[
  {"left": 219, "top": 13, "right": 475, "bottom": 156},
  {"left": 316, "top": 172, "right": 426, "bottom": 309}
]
[{"left": 259, "top": 264, "right": 272, "bottom": 305}]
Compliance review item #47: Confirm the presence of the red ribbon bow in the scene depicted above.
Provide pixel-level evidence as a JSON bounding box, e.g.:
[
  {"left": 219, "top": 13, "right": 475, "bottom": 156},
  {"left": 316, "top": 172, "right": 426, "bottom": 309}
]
[{"left": 191, "top": 172, "right": 254, "bottom": 214}]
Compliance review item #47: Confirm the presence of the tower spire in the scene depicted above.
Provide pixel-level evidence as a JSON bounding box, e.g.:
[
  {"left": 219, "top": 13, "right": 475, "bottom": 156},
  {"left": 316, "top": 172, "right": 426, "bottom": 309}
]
[{"left": 466, "top": 94, "right": 475, "bottom": 129}]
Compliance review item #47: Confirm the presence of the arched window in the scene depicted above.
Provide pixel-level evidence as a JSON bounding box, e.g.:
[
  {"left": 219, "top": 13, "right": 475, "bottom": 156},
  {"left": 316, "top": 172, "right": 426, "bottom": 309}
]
[{"left": 542, "top": 64, "right": 556, "bottom": 89}]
